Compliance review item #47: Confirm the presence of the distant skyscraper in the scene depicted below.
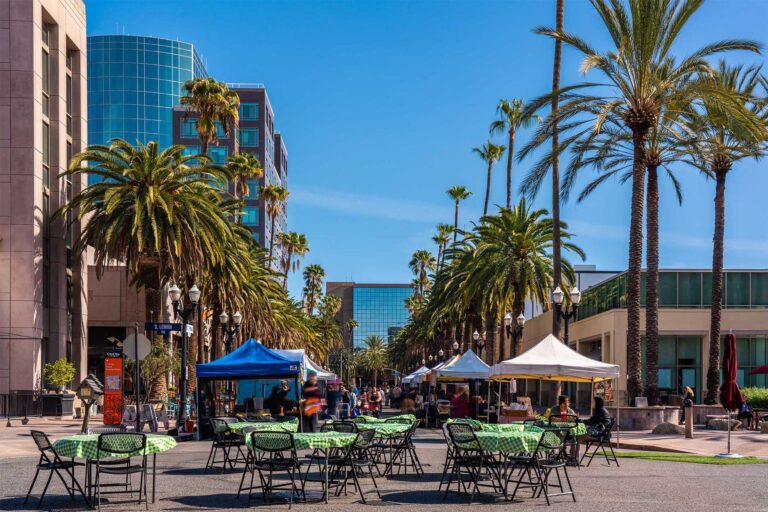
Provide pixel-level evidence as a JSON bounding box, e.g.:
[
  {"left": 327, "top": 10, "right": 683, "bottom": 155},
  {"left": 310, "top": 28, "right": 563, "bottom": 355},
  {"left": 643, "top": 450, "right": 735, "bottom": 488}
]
[
  {"left": 172, "top": 85, "right": 288, "bottom": 260},
  {"left": 326, "top": 283, "right": 413, "bottom": 348},
  {"left": 86, "top": 35, "right": 207, "bottom": 185}
]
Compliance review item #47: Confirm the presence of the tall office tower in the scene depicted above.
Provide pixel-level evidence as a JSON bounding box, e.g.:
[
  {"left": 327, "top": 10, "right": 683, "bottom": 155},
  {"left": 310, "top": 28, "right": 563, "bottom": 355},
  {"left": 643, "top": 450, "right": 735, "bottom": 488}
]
[
  {"left": 0, "top": 0, "right": 88, "bottom": 415},
  {"left": 86, "top": 35, "right": 207, "bottom": 185},
  {"left": 172, "top": 85, "right": 288, "bottom": 262}
]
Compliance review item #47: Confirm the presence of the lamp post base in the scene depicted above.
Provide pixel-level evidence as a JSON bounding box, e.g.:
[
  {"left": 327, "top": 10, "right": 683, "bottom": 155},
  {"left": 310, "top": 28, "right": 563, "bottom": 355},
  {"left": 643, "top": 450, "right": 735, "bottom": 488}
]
[{"left": 714, "top": 452, "right": 743, "bottom": 459}]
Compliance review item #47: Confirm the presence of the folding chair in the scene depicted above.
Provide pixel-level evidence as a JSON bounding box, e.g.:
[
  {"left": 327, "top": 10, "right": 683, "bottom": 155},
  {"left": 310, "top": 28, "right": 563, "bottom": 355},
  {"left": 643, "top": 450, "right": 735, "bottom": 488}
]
[
  {"left": 239, "top": 431, "right": 303, "bottom": 509},
  {"left": 579, "top": 418, "right": 619, "bottom": 467},
  {"left": 25, "top": 431, "right": 87, "bottom": 509},
  {"left": 438, "top": 422, "right": 456, "bottom": 491},
  {"left": 329, "top": 429, "right": 381, "bottom": 503},
  {"left": 93, "top": 433, "right": 149, "bottom": 511},
  {"left": 302, "top": 420, "right": 357, "bottom": 482},
  {"left": 443, "top": 422, "right": 502, "bottom": 503},
  {"left": 382, "top": 420, "right": 423, "bottom": 476}
]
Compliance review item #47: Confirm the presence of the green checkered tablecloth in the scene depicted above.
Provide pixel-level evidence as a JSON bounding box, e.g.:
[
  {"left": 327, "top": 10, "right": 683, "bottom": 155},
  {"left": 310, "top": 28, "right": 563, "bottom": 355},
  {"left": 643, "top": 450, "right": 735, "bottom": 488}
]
[
  {"left": 228, "top": 419, "right": 299, "bottom": 434},
  {"left": 464, "top": 431, "right": 542, "bottom": 454},
  {"left": 479, "top": 423, "right": 526, "bottom": 433},
  {"left": 548, "top": 421, "right": 587, "bottom": 436},
  {"left": 52, "top": 434, "right": 177, "bottom": 460},
  {"left": 356, "top": 414, "right": 415, "bottom": 424},
  {"left": 356, "top": 423, "right": 410, "bottom": 439},
  {"left": 245, "top": 432, "right": 356, "bottom": 452}
]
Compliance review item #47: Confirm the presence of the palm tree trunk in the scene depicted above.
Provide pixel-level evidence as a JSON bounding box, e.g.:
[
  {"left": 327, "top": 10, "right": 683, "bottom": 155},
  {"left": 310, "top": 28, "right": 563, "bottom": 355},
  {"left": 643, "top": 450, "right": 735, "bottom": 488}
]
[
  {"left": 143, "top": 265, "right": 166, "bottom": 401},
  {"left": 550, "top": 0, "right": 564, "bottom": 338},
  {"left": 626, "top": 127, "right": 649, "bottom": 404},
  {"left": 484, "top": 311, "right": 497, "bottom": 364},
  {"left": 506, "top": 129, "right": 515, "bottom": 210},
  {"left": 463, "top": 316, "right": 472, "bottom": 353},
  {"left": 483, "top": 161, "right": 493, "bottom": 216},
  {"left": 706, "top": 169, "right": 727, "bottom": 404},
  {"left": 512, "top": 285, "right": 525, "bottom": 358},
  {"left": 268, "top": 212, "right": 277, "bottom": 262},
  {"left": 282, "top": 249, "right": 293, "bottom": 289},
  {"left": 645, "top": 165, "right": 659, "bottom": 405},
  {"left": 453, "top": 201, "right": 460, "bottom": 242}
]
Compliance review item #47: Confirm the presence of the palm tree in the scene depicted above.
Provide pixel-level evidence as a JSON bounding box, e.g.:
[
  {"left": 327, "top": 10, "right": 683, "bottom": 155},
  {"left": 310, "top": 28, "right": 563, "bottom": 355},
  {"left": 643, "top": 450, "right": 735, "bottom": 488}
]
[
  {"left": 344, "top": 319, "right": 359, "bottom": 349},
  {"left": 550, "top": 0, "right": 565, "bottom": 340},
  {"left": 226, "top": 152, "right": 263, "bottom": 202},
  {"left": 432, "top": 224, "right": 453, "bottom": 267},
  {"left": 361, "top": 335, "right": 388, "bottom": 387},
  {"left": 524, "top": 0, "right": 760, "bottom": 401},
  {"left": 180, "top": 77, "right": 240, "bottom": 155},
  {"left": 278, "top": 231, "right": 309, "bottom": 289},
  {"left": 302, "top": 264, "right": 326, "bottom": 316},
  {"left": 259, "top": 185, "right": 290, "bottom": 262},
  {"left": 489, "top": 98, "right": 541, "bottom": 209},
  {"left": 58, "top": 139, "right": 233, "bottom": 398},
  {"left": 472, "top": 141, "right": 506, "bottom": 216},
  {"left": 685, "top": 63, "right": 767, "bottom": 403},
  {"left": 408, "top": 250, "right": 436, "bottom": 298},
  {"left": 447, "top": 186, "right": 472, "bottom": 242}
]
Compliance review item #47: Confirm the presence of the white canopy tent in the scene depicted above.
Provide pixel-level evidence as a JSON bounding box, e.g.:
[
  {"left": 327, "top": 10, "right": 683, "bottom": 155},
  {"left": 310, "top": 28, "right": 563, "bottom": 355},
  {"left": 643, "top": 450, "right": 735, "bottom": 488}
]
[
  {"left": 416, "top": 355, "right": 461, "bottom": 384},
  {"left": 490, "top": 333, "right": 621, "bottom": 444},
  {"left": 402, "top": 365, "right": 430, "bottom": 385},
  {"left": 273, "top": 349, "right": 337, "bottom": 381},
  {"left": 436, "top": 349, "right": 491, "bottom": 381}
]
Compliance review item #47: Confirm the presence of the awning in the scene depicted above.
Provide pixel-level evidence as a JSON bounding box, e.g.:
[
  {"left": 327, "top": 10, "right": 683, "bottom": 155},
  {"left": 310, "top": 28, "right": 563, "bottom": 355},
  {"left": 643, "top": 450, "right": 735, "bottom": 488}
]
[
  {"left": 402, "top": 365, "right": 429, "bottom": 384},
  {"left": 490, "top": 334, "right": 620, "bottom": 382},
  {"left": 436, "top": 349, "right": 490, "bottom": 381},
  {"left": 273, "top": 349, "right": 337, "bottom": 381},
  {"left": 197, "top": 338, "right": 301, "bottom": 379}
]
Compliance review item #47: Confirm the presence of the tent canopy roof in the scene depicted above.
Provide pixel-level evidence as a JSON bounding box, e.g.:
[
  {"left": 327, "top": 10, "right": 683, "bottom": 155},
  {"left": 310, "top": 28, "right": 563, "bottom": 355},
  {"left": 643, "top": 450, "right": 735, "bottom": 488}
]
[
  {"left": 490, "top": 334, "right": 620, "bottom": 382},
  {"left": 273, "top": 349, "right": 337, "bottom": 381},
  {"left": 436, "top": 349, "right": 490, "bottom": 381},
  {"left": 197, "top": 339, "right": 301, "bottom": 379},
  {"left": 402, "top": 365, "right": 429, "bottom": 384}
]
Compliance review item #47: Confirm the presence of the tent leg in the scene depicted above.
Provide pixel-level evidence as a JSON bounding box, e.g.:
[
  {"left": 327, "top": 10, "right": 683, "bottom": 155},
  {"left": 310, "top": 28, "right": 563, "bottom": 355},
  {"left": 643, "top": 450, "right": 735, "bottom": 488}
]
[{"left": 295, "top": 376, "right": 303, "bottom": 433}]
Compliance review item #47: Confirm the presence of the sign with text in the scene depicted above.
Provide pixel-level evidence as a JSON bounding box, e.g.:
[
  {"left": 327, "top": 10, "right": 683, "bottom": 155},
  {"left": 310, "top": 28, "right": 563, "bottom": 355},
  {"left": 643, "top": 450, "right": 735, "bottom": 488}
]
[
  {"left": 145, "top": 322, "right": 182, "bottom": 336},
  {"left": 103, "top": 355, "right": 123, "bottom": 425}
]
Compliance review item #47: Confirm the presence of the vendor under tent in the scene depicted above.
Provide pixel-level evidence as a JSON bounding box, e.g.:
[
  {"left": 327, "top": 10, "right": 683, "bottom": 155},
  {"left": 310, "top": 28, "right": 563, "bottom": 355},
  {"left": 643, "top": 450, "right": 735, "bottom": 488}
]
[
  {"left": 490, "top": 333, "right": 621, "bottom": 442},
  {"left": 402, "top": 365, "right": 429, "bottom": 385},
  {"left": 196, "top": 338, "right": 302, "bottom": 438}
]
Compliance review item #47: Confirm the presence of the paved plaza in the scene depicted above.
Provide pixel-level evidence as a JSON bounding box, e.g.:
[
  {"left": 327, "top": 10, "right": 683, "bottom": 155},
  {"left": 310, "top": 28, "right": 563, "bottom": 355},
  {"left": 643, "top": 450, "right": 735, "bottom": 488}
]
[{"left": 1, "top": 424, "right": 767, "bottom": 512}]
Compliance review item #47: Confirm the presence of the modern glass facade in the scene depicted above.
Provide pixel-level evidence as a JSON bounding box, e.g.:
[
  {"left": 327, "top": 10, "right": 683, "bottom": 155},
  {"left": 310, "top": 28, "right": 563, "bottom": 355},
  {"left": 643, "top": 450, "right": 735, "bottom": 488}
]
[
  {"left": 642, "top": 336, "right": 702, "bottom": 403},
  {"left": 352, "top": 286, "right": 413, "bottom": 348},
  {"left": 87, "top": 35, "right": 207, "bottom": 185},
  {"left": 727, "top": 335, "right": 768, "bottom": 388},
  {"left": 577, "top": 270, "right": 768, "bottom": 320}
]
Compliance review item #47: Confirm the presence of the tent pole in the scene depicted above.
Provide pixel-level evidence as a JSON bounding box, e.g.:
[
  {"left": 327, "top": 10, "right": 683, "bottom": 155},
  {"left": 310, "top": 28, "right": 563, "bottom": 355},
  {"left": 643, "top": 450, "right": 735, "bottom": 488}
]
[{"left": 295, "top": 376, "right": 302, "bottom": 433}]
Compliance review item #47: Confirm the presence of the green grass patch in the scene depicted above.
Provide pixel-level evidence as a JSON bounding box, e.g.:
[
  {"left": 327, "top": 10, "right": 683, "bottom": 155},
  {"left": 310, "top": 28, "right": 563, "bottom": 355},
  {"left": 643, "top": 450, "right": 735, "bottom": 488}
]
[{"left": 604, "top": 451, "right": 768, "bottom": 465}]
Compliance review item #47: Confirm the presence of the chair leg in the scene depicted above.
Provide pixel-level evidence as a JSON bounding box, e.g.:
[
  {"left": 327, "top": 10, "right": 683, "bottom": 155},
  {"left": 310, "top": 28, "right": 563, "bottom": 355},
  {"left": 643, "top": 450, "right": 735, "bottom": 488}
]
[
  {"left": 367, "top": 464, "right": 381, "bottom": 499},
  {"left": 204, "top": 442, "right": 216, "bottom": 473},
  {"left": 23, "top": 468, "right": 41, "bottom": 504},
  {"left": 35, "top": 470, "right": 55, "bottom": 509}
]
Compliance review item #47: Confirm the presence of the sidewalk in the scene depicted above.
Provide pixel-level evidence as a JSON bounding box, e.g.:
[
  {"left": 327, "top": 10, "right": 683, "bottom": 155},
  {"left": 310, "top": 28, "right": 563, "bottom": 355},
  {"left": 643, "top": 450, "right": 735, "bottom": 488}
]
[{"left": 614, "top": 428, "right": 768, "bottom": 457}]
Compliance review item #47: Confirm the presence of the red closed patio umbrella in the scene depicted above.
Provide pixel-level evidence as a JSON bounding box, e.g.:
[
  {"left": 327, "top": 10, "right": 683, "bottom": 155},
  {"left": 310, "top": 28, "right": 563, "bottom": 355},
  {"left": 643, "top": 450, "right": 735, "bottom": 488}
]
[
  {"left": 749, "top": 364, "right": 768, "bottom": 375},
  {"left": 717, "top": 333, "right": 744, "bottom": 458}
]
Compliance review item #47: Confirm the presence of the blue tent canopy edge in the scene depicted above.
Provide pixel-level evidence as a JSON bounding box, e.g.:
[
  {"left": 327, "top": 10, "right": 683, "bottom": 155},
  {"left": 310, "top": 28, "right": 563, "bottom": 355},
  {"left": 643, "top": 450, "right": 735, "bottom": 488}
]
[{"left": 196, "top": 338, "right": 301, "bottom": 379}]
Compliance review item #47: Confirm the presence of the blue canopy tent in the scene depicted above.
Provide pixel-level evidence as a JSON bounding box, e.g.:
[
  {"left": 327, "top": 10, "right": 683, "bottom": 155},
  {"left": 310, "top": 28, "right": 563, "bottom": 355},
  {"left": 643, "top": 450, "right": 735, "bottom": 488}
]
[{"left": 195, "top": 339, "right": 303, "bottom": 437}]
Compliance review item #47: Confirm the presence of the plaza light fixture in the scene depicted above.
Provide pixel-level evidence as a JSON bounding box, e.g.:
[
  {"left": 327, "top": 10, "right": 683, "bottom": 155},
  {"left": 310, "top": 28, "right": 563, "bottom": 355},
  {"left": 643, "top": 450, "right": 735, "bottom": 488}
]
[
  {"left": 170, "top": 283, "right": 200, "bottom": 431},
  {"left": 554, "top": 286, "right": 581, "bottom": 344},
  {"left": 504, "top": 311, "right": 526, "bottom": 357},
  {"left": 220, "top": 310, "right": 243, "bottom": 355}
]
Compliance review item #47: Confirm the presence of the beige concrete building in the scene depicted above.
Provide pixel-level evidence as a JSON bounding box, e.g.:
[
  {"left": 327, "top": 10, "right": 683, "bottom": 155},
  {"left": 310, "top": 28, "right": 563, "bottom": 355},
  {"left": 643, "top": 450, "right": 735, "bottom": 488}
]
[
  {"left": 518, "top": 270, "right": 768, "bottom": 409},
  {"left": 0, "top": 0, "right": 88, "bottom": 414}
]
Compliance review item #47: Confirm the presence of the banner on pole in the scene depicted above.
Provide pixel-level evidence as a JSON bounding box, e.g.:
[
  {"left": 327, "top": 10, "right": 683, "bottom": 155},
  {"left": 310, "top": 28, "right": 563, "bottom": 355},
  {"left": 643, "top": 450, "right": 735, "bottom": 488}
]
[{"left": 103, "top": 354, "right": 123, "bottom": 425}]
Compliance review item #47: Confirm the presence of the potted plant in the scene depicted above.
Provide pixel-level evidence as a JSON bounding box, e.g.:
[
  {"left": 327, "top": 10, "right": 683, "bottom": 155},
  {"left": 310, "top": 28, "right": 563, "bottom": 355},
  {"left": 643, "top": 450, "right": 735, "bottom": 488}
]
[{"left": 41, "top": 358, "right": 77, "bottom": 417}]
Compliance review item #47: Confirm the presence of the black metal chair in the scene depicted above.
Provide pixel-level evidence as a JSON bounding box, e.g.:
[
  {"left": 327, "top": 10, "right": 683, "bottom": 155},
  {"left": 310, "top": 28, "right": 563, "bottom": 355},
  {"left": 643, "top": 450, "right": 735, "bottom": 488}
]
[
  {"left": 443, "top": 422, "right": 502, "bottom": 503},
  {"left": 93, "top": 433, "right": 149, "bottom": 511},
  {"left": 579, "top": 418, "right": 619, "bottom": 467},
  {"left": 328, "top": 429, "right": 381, "bottom": 503},
  {"left": 84, "top": 426, "right": 132, "bottom": 502},
  {"left": 205, "top": 417, "right": 246, "bottom": 473},
  {"left": 239, "top": 431, "right": 302, "bottom": 509},
  {"left": 548, "top": 414, "right": 581, "bottom": 467},
  {"left": 24, "top": 431, "right": 87, "bottom": 509},
  {"left": 505, "top": 427, "right": 575, "bottom": 505},
  {"left": 438, "top": 422, "right": 456, "bottom": 491},
  {"left": 382, "top": 420, "right": 423, "bottom": 476},
  {"left": 300, "top": 420, "right": 357, "bottom": 483}
]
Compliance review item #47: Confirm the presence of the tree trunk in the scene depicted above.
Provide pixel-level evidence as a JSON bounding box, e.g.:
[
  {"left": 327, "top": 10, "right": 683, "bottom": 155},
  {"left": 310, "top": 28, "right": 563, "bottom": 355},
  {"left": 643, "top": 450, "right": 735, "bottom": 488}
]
[
  {"left": 512, "top": 285, "right": 525, "bottom": 358},
  {"left": 626, "top": 127, "right": 649, "bottom": 404},
  {"left": 282, "top": 249, "right": 292, "bottom": 289},
  {"left": 483, "top": 161, "right": 493, "bottom": 216},
  {"left": 268, "top": 212, "right": 277, "bottom": 262},
  {"left": 484, "top": 311, "right": 497, "bottom": 365},
  {"left": 185, "top": 277, "right": 198, "bottom": 399},
  {"left": 550, "top": 0, "right": 564, "bottom": 338},
  {"left": 645, "top": 165, "right": 659, "bottom": 405},
  {"left": 453, "top": 201, "right": 459, "bottom": 242},
  {"left": 506, "top": 129, "right": 515, "bottom": 210},
  {"left": 463, "top": 316, "right": 472, "bottom": 353},
  {"left": 706, "top": 169, "right": 727, "bottom": 404},
  {"left": 140, "top": 260, "right": 166, "bottom": 401}
]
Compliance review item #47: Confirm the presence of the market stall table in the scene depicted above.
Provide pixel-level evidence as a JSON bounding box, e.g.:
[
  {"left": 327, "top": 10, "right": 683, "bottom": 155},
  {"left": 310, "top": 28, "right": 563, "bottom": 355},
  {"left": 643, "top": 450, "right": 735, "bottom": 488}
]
[
  {"left": 52, "top": 433, "right": 176, "bottom": 503},
  {"left": 245, "top": 431, "right": 356, "bottom": 503}
]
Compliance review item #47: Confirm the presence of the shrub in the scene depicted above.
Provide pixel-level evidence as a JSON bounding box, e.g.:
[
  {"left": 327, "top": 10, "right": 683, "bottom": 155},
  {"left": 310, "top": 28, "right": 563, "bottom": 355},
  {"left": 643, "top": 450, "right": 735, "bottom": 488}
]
[
  {"left": 43, "top": 358, "right": 76, "bottom": 390},
  {"left": 742, "top": 387, "right": 768, "bottom": 409}
]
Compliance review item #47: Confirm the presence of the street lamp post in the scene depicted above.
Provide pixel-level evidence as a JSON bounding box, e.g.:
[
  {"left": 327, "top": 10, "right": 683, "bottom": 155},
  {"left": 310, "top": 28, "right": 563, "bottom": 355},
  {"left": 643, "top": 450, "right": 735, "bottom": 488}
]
[
  {"left": 438, "top": 348, "right": 444, "bottom": 361},
  {"left": 472, "top": 330, "right": 486, "bottom": 359},
  {"left": 452, "top": 340, "right": 460, "bottom": 356},
  {"left": 504, "top": 312, "right": 526, "bottom": 357},
  {"left": 219, "top": 311, "right": 243, "bottom": 355},
  {"left": 169, "top": 283, "right": 200, "bottom": 432},
  {"left": 553, "top": 286, "right": 581, "bottom": 344}
]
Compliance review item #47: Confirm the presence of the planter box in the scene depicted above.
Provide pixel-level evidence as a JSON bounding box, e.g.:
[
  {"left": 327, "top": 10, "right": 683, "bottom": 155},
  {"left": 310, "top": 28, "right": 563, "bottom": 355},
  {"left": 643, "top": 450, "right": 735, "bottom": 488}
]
[{"left": 41, "top": 393, "right": 75, "bottom": 418}]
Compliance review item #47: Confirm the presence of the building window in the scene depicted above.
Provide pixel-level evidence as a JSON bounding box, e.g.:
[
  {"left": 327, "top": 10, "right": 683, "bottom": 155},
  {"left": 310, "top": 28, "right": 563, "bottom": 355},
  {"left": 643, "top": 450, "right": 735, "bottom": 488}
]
[
  {"left": 642, "top": 335, "right": 701, "bottom": 403},
  {"left": 726, "top": 272, "right": 750, "bottom": 307},
  {"left": 752, "top": 272, "right": 768, "bottom": 306},
  {"left": 66, "top": 75, "right": 73, "bottom": 136},
  {"left": 42, "top": 49, "right": 50, "bottom": 117},
  {"left": 244, "top": 179, "right": 258, "bottom": 199},
  {"left": 42, "top": 122, "right": 50, "bottom": 188},
  {"left": 677, "top": 272, "right": 701, "bottom": 306},
  {"left": 42, "top": 22, "right": 50, "bottom": 46},
  {"left": 242, "top": 206, "right": 258, "bottom": 226},
  {"left": 42, "top": 193, "right": 50, "bottom": 308},
  {"left": 726, "top": 335, "right": 768, "bottom": 387},
  {"left": 208, "top": 146, "right": 228, "bottom": 164},
  {"left": 181, "top": 119, "right": 198, "bottom": 138},
  {"left": 240, "top": 127, "right": 259, "bottom": 147},
  {"left": 240, "top": 102, "right": 258, "bottom": 120}
]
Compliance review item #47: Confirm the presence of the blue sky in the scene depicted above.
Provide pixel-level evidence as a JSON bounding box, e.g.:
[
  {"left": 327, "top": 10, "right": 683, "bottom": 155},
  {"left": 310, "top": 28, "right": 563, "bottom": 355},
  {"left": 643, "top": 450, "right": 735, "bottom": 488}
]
[{"left": 87, "top": 0, "right": 768, "bottom": 300}]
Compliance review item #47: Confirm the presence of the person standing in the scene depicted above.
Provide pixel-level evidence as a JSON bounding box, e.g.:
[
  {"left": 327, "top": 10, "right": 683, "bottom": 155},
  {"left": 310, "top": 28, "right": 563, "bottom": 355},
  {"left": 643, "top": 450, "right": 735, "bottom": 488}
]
[
  {"left": 326, "top": 383, "right": 341, "bottom": 420},
  {"left": 302, "top": 372, "right": 322, "bottom": 432},
  {"left": 451, "top": 386, "right": 471, "bottom": 418}
]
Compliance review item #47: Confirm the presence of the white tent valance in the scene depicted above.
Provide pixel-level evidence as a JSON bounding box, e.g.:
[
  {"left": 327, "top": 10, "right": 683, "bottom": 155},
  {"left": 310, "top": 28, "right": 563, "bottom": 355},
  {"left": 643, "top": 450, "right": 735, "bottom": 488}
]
[
  {"left": 416, "top": 355, "right": 460, "bottom": 383},
  {"left": 402, "top": 365, "right": 429, "bottom": 385},
  {"left": 273, "top": 349, "right": 337, "bottom": 381},
  {"left": 490, "top": 334, "right": 620, "bottom": 382},
  {"left": 436, "top": 349, "right": 490, "bottom": 381}
]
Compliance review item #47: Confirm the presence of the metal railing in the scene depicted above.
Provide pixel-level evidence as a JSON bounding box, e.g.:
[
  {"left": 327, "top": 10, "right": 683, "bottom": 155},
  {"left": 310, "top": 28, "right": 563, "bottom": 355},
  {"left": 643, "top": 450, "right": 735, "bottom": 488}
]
[{"left": 1, "top": 392, "right": 43, "bottom": 419}]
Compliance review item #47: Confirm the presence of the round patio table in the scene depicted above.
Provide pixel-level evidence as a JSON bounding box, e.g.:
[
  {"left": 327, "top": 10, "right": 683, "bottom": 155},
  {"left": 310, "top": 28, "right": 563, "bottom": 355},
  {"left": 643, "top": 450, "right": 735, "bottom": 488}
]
[
  {"left": 356, "top": 414, "right": 415, "bottom": 424},
  {"left": 52, "top": 433, "right": 176, "bottom": 504},
  {"left": 548, "top": 421, "right": 587, "bottom": 436},
  {"left": 468, "top": 431, "right": 543, "bottom": 454},
  {"left": 358, "top": 423, "right": 410, "bottom": 439},
  {"left": 479, "top": 423, "right": 526, "bottom": 433},
  {"left": 228, "top": 420, "right": 298, "bottom": 434}
]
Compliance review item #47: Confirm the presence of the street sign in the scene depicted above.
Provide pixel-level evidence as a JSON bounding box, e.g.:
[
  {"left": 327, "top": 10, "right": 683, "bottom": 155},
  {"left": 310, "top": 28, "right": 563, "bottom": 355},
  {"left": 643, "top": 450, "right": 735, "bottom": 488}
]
[
  {"left": 145, "top": 322, "right": 182, "bottom": 336},
  {"left": 185, "top": 324, "right": 193, "bottom": 335},
  {"left": 122, "top": 333, "right": 152, "bottom": 360}
]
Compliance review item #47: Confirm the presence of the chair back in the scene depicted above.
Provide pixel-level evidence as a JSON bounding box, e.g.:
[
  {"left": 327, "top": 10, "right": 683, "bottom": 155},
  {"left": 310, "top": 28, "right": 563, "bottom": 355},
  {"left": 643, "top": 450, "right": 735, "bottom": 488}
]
[
  {"left": 89, "top": 425, "right": 127, "bottom": 434},
  {"left": 536, "top": 427, "right": 570, "bottom": 461},
  {"left": 97, "top": 432, "right": 147, "bottom": 457},
  {"left": 600, "top": 418, "right": 616, "bottom": 440},
  {"left": 249, "top": 431, "right": 296, "bottom": 457},
  {"left": 446, "top": 422, "right": 477, "bottom": 451},
  {"left": 549, "top": 413, "right": 579, "bottom": 425},
  {"left": 211, "top": 417, "right": 230, "bottom": 436},
  {"left": 326, "top": 420, "right": 358, "bottom": 433},
  {"left": 385, "top": 417, "right": 412, "bottom": 425},
  {"left": 30, "top": 430, "right": 54, "bottom": 456},
  {"left": 355, "top": 428, "right": 375, "bottom": 448}
]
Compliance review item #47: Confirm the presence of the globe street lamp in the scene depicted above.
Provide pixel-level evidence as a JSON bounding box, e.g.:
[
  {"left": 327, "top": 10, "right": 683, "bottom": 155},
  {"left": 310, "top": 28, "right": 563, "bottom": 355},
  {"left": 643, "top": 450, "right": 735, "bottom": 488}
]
[
  {"left": 169, "top": 283, "right": 200, "bottom": 431},
  {"left": 553, "top": 286, "right": 581, "bottom": 344},
  {"left": 438, "top": 348, "right": 444, "bottom": 361},
  {"left": 473, "top": 330, "right": 486, "bottom": 358},
  {"left": 504, "top": 312, "right": 526, "bottom": 357},
  {"left": 219, "top": 310, "right": 243, "bottom": 355},
  {"left": 452, "top": 340, "right": 460, "bottom": 355}
]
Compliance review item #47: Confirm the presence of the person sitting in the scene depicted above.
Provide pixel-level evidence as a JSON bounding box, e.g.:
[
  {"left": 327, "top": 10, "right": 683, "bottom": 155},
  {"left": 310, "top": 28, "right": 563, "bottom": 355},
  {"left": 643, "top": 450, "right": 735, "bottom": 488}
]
[
  {"left": 737, "top": 400, "right": 753, "bottom": 430},
  {"left": 546, "top": 395, "right": 576, "bottom": 421},
  {"left": 573, "top": 396, "right": 612, "bottom": 462}
]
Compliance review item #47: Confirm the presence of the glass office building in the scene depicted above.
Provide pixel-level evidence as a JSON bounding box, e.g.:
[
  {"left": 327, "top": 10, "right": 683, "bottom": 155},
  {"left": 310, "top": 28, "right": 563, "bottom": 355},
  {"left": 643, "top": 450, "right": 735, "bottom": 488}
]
[
  {"left": 351, "top": 286, "right": 413, "bottom": 348},
  {"left": 87, "top": 35, "right": 207, "bottom": 185}
]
